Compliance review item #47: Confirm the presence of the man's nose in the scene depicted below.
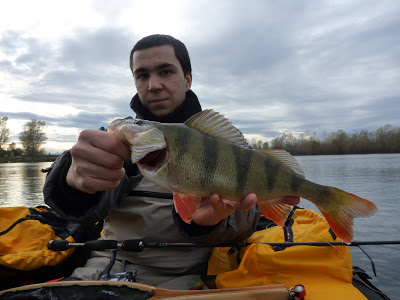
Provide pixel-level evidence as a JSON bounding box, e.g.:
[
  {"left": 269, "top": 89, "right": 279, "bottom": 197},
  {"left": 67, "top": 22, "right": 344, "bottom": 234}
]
[{"left": 148, "top": 75, "right": 162, "bottom": 90}]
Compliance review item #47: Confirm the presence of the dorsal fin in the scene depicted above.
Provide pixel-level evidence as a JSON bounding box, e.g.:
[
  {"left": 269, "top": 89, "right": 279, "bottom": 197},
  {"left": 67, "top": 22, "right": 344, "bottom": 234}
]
[
  {"left": 185, "top": 109, "right": 250, "bottom": 148},
  {"left": 259, "top": 149, "right": 305, "bottom": 178}
]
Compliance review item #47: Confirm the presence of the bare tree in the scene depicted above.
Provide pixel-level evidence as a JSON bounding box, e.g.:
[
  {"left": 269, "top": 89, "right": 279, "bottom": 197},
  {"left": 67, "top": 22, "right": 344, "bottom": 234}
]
[
  {"left": 0, "top": 116, "right": 10, "bottom": 150},
  {"left": 19, "top": 119, "right": 48, "bottom": 156}
]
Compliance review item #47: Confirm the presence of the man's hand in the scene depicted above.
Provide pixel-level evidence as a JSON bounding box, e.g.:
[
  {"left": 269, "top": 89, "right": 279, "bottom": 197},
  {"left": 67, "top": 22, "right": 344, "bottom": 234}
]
[
  {"left": 191, "top": 193, "right": 257, "bottom": 226},
  {"left": 66, "top": 129, "right": 131, "bottom": 194}
]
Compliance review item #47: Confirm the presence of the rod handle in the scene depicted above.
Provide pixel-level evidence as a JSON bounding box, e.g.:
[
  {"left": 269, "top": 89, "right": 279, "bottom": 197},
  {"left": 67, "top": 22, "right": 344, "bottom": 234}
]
[
  {"left": 48, "top": 239, "right": 70, "bottom": 251},
  {"left": 121, "top": 239, "right": 144, "bottom": 252}
]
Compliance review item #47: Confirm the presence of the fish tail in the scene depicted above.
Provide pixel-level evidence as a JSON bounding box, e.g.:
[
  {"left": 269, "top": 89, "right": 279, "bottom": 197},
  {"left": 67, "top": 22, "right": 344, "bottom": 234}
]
[{"left": 318, "top": 187, "right": 377, "bottom": 244}]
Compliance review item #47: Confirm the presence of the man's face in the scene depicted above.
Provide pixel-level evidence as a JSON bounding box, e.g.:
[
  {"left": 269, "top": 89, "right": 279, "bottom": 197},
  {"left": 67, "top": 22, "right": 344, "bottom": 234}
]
[{"left": 131, "top": 45, "right": 192, "bottom": 117}]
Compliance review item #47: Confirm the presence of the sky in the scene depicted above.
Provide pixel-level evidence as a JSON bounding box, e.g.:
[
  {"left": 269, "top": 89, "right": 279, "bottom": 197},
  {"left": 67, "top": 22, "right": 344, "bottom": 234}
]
[{"left": 1, "top": 0, "right": 399, "bottom": 154}]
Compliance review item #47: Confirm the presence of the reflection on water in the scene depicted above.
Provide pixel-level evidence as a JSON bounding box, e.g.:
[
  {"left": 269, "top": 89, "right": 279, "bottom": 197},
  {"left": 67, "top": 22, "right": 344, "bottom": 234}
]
[{"left": 0, "top": 162, "right": 52, "bottom": 207}]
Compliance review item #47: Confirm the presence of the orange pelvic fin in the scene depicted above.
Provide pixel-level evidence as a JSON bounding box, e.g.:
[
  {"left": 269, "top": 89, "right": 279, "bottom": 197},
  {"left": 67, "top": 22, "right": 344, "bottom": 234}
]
[
  {"left": 256, "top": 198, "right": 295, "bottom": 227},
  {"left": 319, "top": 187, "right": 378, "bottom": 244},
  {"left": 173, "top": 193, "right": 201, "bottom": 224}
]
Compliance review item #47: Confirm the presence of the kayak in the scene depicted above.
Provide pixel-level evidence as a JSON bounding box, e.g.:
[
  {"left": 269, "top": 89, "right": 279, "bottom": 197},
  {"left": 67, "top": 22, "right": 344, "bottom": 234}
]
[
  {"left": 0, "top": 281, "right": 290, "bottom": 300},
  {"left": 0, "top": 206, "right": 391, "bottom": 299},
  {"left": 0, "top": 274, "right": 389, "bottom": 300}
]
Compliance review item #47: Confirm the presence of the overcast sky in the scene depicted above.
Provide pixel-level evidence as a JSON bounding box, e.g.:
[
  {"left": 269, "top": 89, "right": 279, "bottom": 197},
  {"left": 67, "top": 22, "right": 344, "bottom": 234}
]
[{"left": 1, "top": 0, "right": 399, "bottom": 154}]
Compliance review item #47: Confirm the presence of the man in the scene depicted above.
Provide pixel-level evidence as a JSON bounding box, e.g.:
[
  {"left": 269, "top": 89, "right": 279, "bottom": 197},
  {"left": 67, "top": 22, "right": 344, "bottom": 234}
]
[{"left": 43, "top": 34, "right": 260, "bottom": 289}]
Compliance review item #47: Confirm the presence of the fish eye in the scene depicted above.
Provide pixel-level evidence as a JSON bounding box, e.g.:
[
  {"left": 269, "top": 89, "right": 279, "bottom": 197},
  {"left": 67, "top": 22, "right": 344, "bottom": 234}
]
[{"left": 134, "top": 119, "right": 144, "bottom": 125}]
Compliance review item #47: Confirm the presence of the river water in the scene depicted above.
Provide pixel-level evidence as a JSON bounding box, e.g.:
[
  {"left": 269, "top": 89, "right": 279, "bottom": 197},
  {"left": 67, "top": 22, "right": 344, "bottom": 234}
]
[
  {"left": 295, "top": 154, "right": 400, "bottom": 298},
  {"left": 0, "top": 154, "right": 399, "bottom": 298}
]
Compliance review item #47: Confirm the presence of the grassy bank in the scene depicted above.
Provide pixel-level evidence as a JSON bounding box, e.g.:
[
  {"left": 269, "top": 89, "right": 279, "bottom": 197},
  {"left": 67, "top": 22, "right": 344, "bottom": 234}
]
[{"left": 0, "top": 155, "right": 58, "bottom": 163}]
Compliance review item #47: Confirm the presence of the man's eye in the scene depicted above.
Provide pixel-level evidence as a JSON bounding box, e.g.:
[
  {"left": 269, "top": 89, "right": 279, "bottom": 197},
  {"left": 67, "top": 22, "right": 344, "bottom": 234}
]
[
  {"left": 161, "top": 70, "right": 172, "bottom": 76},
  {"left": 136, "top": 74, "right": 148, "bottom": 80}
]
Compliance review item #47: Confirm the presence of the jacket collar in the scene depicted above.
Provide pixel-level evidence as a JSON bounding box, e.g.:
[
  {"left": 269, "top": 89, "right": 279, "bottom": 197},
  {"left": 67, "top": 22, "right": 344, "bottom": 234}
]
[{"left": 130, "top": 90, "right": 202, "bottom": 123}]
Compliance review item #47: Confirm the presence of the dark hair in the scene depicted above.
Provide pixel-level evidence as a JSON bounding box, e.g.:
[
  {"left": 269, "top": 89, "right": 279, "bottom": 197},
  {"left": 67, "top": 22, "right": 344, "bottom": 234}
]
[{"left": 130, "top": 34, "right": 192, "bottom": 76}]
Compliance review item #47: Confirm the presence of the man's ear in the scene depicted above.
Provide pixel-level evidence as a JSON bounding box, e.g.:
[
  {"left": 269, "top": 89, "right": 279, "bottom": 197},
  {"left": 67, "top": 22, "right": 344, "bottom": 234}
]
[{"left": 185, "top": 72, "right": 192, "bottom": 91}]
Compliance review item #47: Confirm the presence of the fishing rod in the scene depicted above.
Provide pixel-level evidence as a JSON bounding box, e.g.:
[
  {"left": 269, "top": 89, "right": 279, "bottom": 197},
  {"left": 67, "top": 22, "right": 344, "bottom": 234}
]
[
  {"left": 48, "top": 239, "right": 400, "bottom": 252},
  {"left": 49, "top": 238, "right": 399, "bottom": 278}
]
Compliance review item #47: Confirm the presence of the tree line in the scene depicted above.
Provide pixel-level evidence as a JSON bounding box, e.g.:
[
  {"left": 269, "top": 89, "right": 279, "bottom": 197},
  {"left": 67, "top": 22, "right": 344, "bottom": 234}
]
[
  {"left": 0, "top": 117, "right": 47, "bottom": 157},
  {"left": 251, "top": 124, "right": 400, "bottom": 155},
  {"left": 2, "top": 115, "right": 399, "bottom": 157}
]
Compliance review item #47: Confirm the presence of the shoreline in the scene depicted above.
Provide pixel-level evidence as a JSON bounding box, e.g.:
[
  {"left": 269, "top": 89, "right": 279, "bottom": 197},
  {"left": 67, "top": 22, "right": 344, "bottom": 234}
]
[{"left": 0, "top": 155, "right": 58, "bottom": 163}]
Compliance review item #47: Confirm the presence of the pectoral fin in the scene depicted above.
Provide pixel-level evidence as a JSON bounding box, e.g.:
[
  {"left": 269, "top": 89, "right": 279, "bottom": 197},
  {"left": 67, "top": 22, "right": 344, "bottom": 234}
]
[
  {"left": 173, "top": 193, "right": 201, "bottom": 224},
  {"left": 257, "top": 197, "right": 298, "bottom": 227}
]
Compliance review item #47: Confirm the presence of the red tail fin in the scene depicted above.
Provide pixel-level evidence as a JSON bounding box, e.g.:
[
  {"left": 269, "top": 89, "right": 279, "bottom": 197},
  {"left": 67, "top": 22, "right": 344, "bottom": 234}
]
[{"left": 319, "top": 188, "right": 377, "bottom": 244}]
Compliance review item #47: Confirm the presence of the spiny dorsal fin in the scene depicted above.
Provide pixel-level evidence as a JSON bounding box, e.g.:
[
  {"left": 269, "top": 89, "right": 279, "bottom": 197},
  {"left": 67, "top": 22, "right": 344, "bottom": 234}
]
[
  {"left": 259, "top": 149, "right": 305, "bottom": 178},
  {"left": 185, "top": 109, "right": 250, "bottom": 148}
]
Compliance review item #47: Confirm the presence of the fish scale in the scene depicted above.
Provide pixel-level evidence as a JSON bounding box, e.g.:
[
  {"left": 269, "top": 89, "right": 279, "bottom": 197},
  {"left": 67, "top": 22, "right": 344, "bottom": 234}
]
[
  {"left": 107, "top": 109, "right": 378, "bottom": 244},
  {"left": 199, "top": 132, "right": 220, "bottom": 189}
]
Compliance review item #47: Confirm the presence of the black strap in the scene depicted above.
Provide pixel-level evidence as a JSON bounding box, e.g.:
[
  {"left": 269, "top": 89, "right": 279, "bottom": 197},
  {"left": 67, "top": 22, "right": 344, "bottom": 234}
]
[
  {"left": 128, "top": 190, "right": 173, "bottom": 199},
  {"left": 0, "top": 215, "right": 45, "bottom": 236}
]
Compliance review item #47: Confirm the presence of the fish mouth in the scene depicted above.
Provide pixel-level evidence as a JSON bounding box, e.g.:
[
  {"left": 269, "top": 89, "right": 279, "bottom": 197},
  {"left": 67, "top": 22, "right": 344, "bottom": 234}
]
[{"left": 138, "top": 147, "right": 168, "bottom": 172}]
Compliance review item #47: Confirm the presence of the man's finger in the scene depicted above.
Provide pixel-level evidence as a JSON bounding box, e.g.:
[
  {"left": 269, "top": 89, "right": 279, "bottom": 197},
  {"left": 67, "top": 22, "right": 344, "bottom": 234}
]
[
  {"left": 80, "top": 130, "right": 131, "bottom": 161},
  {"left": 223, "top": 194, "right": 257, "bottom": 211}
]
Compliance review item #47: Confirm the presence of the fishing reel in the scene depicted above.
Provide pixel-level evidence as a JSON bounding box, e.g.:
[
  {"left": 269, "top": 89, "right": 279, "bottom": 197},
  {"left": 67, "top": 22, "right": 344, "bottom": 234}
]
[
  {"left": 98, "top": 249, "right": 137, "bottom": 282},
  {"left": 48, "top": 240, "right": 141, "bottom": 282}
]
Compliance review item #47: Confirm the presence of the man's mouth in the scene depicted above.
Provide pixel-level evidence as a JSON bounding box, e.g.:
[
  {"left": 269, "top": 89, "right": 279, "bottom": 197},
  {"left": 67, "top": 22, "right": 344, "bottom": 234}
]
[{"left": 151, "top": 98, "right": 168, "bottom": 103}]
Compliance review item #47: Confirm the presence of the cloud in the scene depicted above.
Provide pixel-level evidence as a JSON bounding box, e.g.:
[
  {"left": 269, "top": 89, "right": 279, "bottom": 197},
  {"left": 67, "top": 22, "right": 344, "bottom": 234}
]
[
  {"left": 1, "top": 28, "right": 137, "bottom": 104},
  {"left": 1, "top": 0, "right": 399, "bottom": 153}
]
